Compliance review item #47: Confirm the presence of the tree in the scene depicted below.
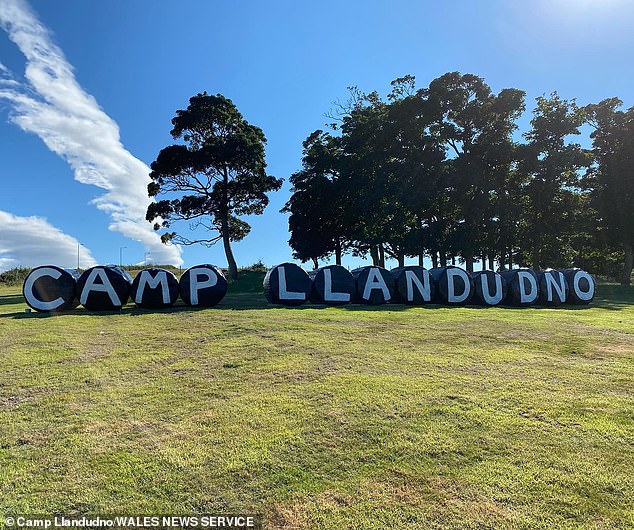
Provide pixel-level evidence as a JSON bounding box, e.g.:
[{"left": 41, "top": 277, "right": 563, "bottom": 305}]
[
  {"left": 516, "top": 94, "right": 590, "bottom": 269},
  {"left": 146, "top": 93, "right": 282, "bottom": 279},
  {"left": 585, "top": 98, "right": 634, "bottom": 285},
  {"left": 282, "top": 130, "right": 351, "bottom": 268},
  {"left": 426, "top": 72, "right": 525, "bottom": 272}
]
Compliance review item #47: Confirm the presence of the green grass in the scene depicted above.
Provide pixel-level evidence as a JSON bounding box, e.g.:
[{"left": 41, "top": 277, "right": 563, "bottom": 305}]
[{"left": 1, "top": 271, "right": 633, "bottom": 529}]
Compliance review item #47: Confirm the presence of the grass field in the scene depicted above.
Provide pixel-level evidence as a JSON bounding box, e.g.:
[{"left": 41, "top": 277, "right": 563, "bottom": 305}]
[{"left": 1, "top": 271, "right": 633, "bottom": 529}]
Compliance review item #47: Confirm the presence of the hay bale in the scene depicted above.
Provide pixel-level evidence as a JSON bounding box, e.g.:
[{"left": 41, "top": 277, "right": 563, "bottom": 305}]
[
  {"left": 391, "top": 266, "right": 434, "bottom": 304},
  {"left": 351, "top": 266, "right": 395, "bottom": 305},
  {"left": 76, "top": 265, "right": 132, "bottom": 310},
  {"left": 429, "top": 266, "right": 473, "bottom": 305},
  {"left": 22, "top": 265, "right": 79, "bottom": 312},
  {"left": 501, "top": 268, "right": 539, "bottom": 306},
  {"left": 471, "top": 270, "right": 507, "bottom": 306},
  {"left": 263, "top": 263, "right": 311, "bottom": 306},
  {"left": 179, "top": 264, "right": 227, "bottom": 307},
  {"left": 308, "top": 265, "right": 354, "bottom": 306},
  {"left": 537, "top": 269, "right": 568, "bottom": 306},
  {"left": 131, "top": 268, "right": 180, "bottom": 308},
  {"left": 563, "top": 268, "right": 595, "bottom": 305}
]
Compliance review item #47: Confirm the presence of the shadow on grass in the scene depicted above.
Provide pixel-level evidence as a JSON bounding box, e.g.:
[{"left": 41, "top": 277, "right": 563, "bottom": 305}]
[
  {"left": 2, "top": 284, "right": 632, "bottom": 319},
  {"left": 0, "top": 293, "right": 25, "bottom": 307}
]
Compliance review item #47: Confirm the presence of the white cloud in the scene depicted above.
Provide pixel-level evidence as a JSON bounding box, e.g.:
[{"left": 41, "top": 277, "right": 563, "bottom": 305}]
[
  {"left": 0, "top": 210, "right": 97, "bottom": 272},
  {"left": 0, "top": 0, "right": 183, "bottom": 265}
]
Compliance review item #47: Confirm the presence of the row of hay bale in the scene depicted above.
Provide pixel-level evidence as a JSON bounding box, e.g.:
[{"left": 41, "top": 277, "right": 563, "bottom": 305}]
[
  {"left": 263, "top": 263, "right": 595, "bottom": 307},
  {"left": 23, "top": 265, "right": 228, "bottom": 312}
]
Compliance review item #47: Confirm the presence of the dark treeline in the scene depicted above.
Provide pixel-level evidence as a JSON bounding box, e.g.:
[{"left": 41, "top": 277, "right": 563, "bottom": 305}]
[{"left": 282, "top": 72, "right": 634, "bottom": 286}]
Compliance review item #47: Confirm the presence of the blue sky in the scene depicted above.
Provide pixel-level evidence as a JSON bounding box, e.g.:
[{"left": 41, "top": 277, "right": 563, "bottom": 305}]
[{"left": 1, "top": 0, "right": 633, "bottom": 271}]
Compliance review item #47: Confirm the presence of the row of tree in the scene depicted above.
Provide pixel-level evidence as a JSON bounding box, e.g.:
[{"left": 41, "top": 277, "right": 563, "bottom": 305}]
[{"left": 282, "top": 73, "right": 634, "bottom": 285}]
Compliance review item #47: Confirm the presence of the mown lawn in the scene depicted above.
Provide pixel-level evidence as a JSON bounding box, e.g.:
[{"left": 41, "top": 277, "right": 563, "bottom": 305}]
[{"left": 0, "top": 272, "right": 632, "bottom": 529}]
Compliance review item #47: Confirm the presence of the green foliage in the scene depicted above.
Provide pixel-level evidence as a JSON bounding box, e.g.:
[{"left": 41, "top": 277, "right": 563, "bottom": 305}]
[
  {"left": 0, "top": 266, "right": 31, "bottom": 286},
  {"left": 285, "top": 72, "right": 630, "bottom": 280},
  {"left": 585, "top": 98, "right": 634, "bottom": 285},
  {"left": 147, "top": 92, "right": 283, "bottom": 279}
]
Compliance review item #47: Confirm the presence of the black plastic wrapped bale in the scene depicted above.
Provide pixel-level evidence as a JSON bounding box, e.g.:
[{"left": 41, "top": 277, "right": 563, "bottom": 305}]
[
  {"left": 263, "top": 263, "right": 311, "bottom": 306},
  {"left": 537, "top": 269, "right": 569, "bottom": 306},
  {"left": 471, "top": 270, "right": 507, "bottom": 306},
  {"left": 391, "top": 266, "right": 434, "bottom": 305},
  {"left": 76, "top": 265, "right": 132, "bottom": 311},
  {"left": 22, "top": 265, "right": 80, "bottom": 312},
  {"left": 351, "top": 266, "right": 395, "bottom": 305},
  {"left": 179, "top": 264, "right": 227, "bottom": 307},
  {"left": 563, "top": 268, "right": 595, "bottom": 305},
  {"left": 501, "top": 268, "right": 539, "bottom": 306},
  {"left": 131, "top": 268, "right": 180, "bottom": 308},
  {"left": 429, "top": 266, "right": 473, "bottom": 305},
  {"left": 308, "top": 265, "right": 354, "bottom": 306}
]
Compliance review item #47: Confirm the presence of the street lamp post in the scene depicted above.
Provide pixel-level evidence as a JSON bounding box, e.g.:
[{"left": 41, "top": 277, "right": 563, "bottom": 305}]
[{"left": 119, "top": 246, "right": 127, "bottom": 267}]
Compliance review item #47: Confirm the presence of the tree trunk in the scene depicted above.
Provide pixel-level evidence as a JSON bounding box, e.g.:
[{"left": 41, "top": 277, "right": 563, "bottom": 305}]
[
  {"left": 312, "top": 257, "right": 319, "bottom": 270},
  {"left": 370, "top": 245, "right": 379, "bottom": 266},
  {"left": 398, "top": 252, "right": 405, "bottom": 268},
  {"left": 378, "top": 244, "right": 386, "bottom": 268},
  {"left": 622, "top": 242, "right": 633, "bottom": 286},
  {"left": 418, "top": 253, "right": 424, "bottom": 267},
  {"left": 221, "top": 217, "right": 238, "bottom": 280},
  {"left": 431, "top": 252, "right": 438, "bottom": 269},
  {"left": 532, "top": 242, "right": 540, "bottom": 270},
  {"left": 439, "top": 250, "right": 447, "bottom": 267},
  {"left": 451, "top": 256, "right": 456, "bottom": 266},
  {"left": 488, "top": 253, "right": 494, "bottom": 271},
  {"left": 220, "top": 168, "right": 238, "bottom": 280},
  {"left": 335, "top": 238, "right": 342, "bottom": 266},
  {"left": 464, "top": 252, "right": 474, "bottom": 273}
]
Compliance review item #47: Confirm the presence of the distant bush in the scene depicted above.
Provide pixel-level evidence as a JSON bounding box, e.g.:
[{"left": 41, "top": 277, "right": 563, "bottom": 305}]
[
  {"left": 120, "top": 264, "right": 181, "bottom": 271},
  {"left": 0, "top": 267, "right": 31, "bottom": 286},
  {"left": 241, "top": 260, "right": 266, "bottom": 272}
]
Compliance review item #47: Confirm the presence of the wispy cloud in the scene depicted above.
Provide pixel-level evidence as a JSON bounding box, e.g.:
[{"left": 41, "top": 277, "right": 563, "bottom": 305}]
[
  {"left": 0, "top": 0, "right": 183, "bottom": 265},
  {"left": 0, "top": 210, "right": 97, "bottom": 272}
]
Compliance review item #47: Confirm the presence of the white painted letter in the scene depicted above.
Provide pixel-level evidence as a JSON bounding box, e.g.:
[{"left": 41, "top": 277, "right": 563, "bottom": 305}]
[
  {"left": 323, "top": 268, "right": 350, "bottom": 302},
  {"left": 447, "top": 268, "right": 470, "bottom": 303},
  {"left": 480, "top": 273, "right": 503, "bottom": 305},
  {"left": 363, "top": 268, "right": 391, "bottom": 301},
  {"left": 544, "top": 271, "right": 566, "bottom": 302},
  {"left": 405, "top": 269, "right": 431, "bottom": 302},
  {"left": 189, "top": 267, "right": 218, "bottom": 305},
  {"left": 24, "top": 267, "right": 65, "bottom": 311},
  {"left": 573, "top": 271, "right": 595, "bottom": 301},
  {"left": 80, "top": 268, "right": 121, "bottom": 306},
  {"left": 135, "top": 270, "right": 170, "bottom": 304},
  {"left": 518, "top": 271, "right": 538, "bottom": 304},
  {"left": 278, "top": 266, "right": 305, "bottom": 301}
]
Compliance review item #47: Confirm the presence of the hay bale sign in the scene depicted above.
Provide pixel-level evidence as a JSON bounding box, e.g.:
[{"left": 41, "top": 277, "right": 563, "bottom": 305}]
[
  {"left": 179, "top": 265, "right": 227, "bottom": 307},
  {"left": 391, "top": 266, "right": 434, "bottom": 304},
  {"left": 131, "top": 268, "right": 180, "bottom": 308},
  {"left": 564, "top": 268, "right": 595, "bottom": 304},
  {"left": 471, "top": 270, "right": 507, "bottom": 306},
  {"left": 429, "top": 266, "right": 473, "bottom": 305},
  {"left": 309, "top": 265, "right": 355, "bottom": 305},
  {"left": 76, "top": 265, "right": 133, "bottom": 311},
  {"left": 263, "top": 262, "right": 311, "bottom": 306},
  {"left": 23, "top": 266, "right": 80, "bottom": 312},
  {"left": 501, "top": 268, "right": 539, "bottom": 306},
  {"left": 538, "top": 269, "right": 568, "bottom": 306},
  {"left": 351, "top": 266, "right": 395, "bottom": 305},
  {"left": 22, "top": 262, "right": 596, "bottom": 312}
]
